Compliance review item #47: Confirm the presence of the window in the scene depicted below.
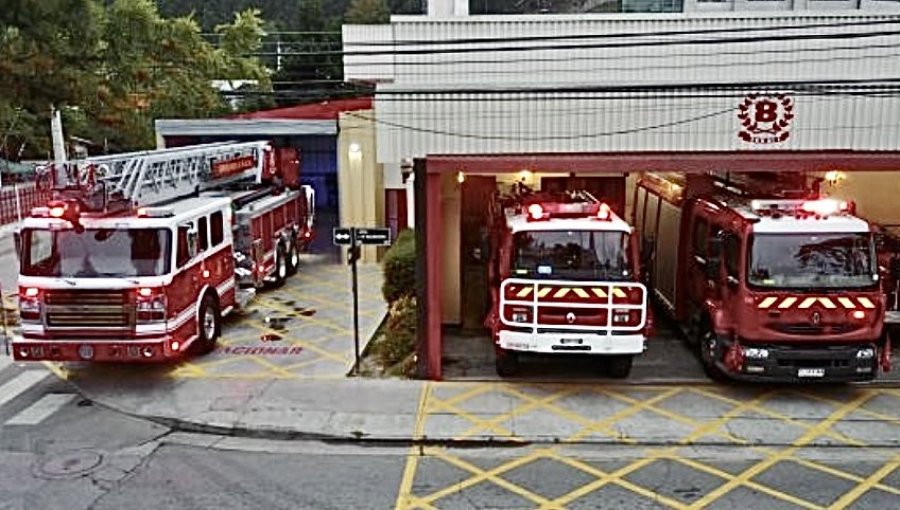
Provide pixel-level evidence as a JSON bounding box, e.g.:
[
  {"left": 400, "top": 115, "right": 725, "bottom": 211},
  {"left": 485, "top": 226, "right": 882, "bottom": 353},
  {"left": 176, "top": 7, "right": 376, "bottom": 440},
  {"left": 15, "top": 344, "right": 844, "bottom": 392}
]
[
  {"left": 176, "top": 224, "right": 191, "bottom": 268},
  {"left": 513, "top": 230, "right": 632, "bottom": 281},
  {"left": 748, "top": 233, "right": 876, "bottom": 289},
  {"left": 26, "top": 230, "right": 52, "bottom": 272},
  {"left": 723, "top": 232, "right": 740, "bottom": 279},
  {"left": 211, "top": 211, "right": 225, "bottom": 246},
  {"left": 692, "top": 218, "right": 709, "bottom": 256},
  {"left": 21, "top": 228, "right": 171, "bottom": 277},
  {"left": 197, "top": 216, "right": 209, "bottom": 252}
]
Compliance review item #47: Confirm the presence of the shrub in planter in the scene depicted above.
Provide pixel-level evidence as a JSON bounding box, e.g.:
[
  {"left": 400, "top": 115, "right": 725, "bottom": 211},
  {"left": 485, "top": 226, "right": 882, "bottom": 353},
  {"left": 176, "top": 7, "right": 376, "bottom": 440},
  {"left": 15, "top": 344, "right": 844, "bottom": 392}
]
[
  {"left": 382, "top": 229, "right": 416, "bottom": 303},
  {"left": 373, "top": 295, "right": 417, "bottom": 368}
]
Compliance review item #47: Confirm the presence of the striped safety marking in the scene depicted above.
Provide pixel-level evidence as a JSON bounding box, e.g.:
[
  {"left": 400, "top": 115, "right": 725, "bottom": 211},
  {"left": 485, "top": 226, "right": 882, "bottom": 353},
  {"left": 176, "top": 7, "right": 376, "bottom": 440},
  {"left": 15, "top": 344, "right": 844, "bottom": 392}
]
[
  {"left": 592, "top": 288, "right": 607, "bottom": 298},
  {"left": 522, "top": 286, "right": 632, "bottom": 301},
  {"left": 612, "top": 288, "right": 627, "bottom": 298},
  {"left": 516, "top": 287, "right": 533, "bottom": 298},
  {"left": 554, "top": 288, "right": 571, "bottom": 298},
  {"left": 573, "top": 288, "right": 590, "bottom": 299},
  {"left": 537, "top": 287, "right": 553, "bottom": 298},
  {"left": 759, "top": 296, "right": 877, "bottom": 310}
]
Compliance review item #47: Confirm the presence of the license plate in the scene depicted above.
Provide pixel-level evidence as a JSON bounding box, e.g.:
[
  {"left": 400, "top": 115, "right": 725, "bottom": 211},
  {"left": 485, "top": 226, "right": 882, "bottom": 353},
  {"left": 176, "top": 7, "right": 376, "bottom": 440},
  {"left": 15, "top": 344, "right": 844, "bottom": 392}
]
[
  {"left": 798, "top": 368, "right": 825, "bottom": 378},
  {"left": 559, "top": 338, "right": 583, "bottom": 345}
]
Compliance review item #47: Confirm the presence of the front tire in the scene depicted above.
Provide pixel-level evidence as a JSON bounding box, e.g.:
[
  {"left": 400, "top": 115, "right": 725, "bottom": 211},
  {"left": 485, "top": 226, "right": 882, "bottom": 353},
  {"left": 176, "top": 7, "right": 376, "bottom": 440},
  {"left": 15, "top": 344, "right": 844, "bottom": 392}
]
[
  {"left": 495, "top": 349, "right": 520, "bottom": 377},
  {"left": 698, "top": 323, "right": 729, "bottom": 382},
  {"left": 286, "top": 239, "right": 300, "bottom": 277},
  {"left": 272, "top": 243, "right": 288, "bottom": 287},
  {"left": 192, "top": 295, "right": 221, "bottom": 355},
  {"left": 605, "top": 355, "right": 633, "bottom": 379}
]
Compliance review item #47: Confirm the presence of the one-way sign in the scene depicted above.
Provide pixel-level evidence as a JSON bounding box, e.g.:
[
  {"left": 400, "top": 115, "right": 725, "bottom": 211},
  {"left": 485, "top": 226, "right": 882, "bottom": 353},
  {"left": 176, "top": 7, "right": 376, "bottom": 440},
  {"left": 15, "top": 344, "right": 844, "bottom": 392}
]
[
  {"left": 333, "top": 227, "right": 353, "bottom": 245},
  {"left": 332, "top": 227, "right": 392, "bottom": 247},
  {"left": 355, "top": 228, "right": 391, "bottom": 246}
]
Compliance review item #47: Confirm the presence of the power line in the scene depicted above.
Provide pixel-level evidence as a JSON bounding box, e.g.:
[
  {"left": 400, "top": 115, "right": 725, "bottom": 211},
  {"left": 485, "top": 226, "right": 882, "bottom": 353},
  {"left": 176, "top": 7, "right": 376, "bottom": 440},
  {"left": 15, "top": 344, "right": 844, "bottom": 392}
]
[
  {"left": 265, "top": 27, "right": 900, "bottom": 57},
  {"left": 346, "top": 17, "right": 900, "bottom": 47}
]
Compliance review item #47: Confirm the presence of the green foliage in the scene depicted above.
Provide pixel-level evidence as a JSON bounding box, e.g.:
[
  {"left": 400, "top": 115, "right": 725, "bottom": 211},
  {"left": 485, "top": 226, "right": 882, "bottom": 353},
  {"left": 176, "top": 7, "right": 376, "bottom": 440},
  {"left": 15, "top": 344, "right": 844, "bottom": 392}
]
[
  {"left": 345, "top": 0, "right": 391, "bottom": 24},
  {"left": 372, "top": 295, "right": 417, "bottom": 368},
  {"left": 382, "top": 229, "right": 416, "bottom": 303},
  {"left": 0, "top": 0, "right": 270, "bottom": 159}
]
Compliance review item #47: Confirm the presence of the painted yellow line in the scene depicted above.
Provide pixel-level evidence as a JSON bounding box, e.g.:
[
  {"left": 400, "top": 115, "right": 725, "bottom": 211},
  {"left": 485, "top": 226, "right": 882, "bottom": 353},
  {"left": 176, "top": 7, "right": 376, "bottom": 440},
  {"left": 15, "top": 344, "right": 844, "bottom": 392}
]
[
  {"left": 566, "top": 388, "right": 682, "bottom": 443},
  {"left": 778, "top": 297, "right": 798, "bottom": 309},
  {"left": 798, "top": 297, "right": 818, "bottom": 309},
  {"left": 394, "top": 384, "right": 432, "bottom": 510},
  {"left": 838, "top": 297, "right": 856, "bottom": 309},
  {"left": 758, "top": 297, "right": 778, "bottom": 309},
  {"left": 42, "top": 362, "right": 69, "bottom": 381},
  {"left": 687, "top": 391, "right": 877, "bottom": 509},
  {"left": 827, "top": 453, "right": 900, "bottom": 509}
]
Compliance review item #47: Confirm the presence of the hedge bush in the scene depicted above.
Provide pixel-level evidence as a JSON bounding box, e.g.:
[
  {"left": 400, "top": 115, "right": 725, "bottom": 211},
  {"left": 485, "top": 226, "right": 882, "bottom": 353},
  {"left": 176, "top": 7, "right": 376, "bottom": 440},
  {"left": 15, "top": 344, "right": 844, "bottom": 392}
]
[
  {"left": 382, "top": 229, "right": 416, "bottom": 303},
  {"left": 373, "top": 295, "right": 417, "bottom": 368}
]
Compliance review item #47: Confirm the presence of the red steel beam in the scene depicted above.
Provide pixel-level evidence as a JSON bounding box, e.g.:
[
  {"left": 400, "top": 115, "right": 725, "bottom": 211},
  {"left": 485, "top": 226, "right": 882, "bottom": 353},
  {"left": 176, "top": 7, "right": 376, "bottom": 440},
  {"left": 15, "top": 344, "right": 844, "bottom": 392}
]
[{"left": 425, "top": 151, "right": 900, "bottom": 174}]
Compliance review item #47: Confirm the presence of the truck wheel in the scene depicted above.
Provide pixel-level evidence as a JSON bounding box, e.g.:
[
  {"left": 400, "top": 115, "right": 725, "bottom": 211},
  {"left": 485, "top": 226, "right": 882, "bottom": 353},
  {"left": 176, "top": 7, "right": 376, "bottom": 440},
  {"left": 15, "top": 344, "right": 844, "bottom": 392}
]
[
  {"left": 495, "top": 350, "right": 520, "bottom": 377},
  {"left": 286, "top": 240, "right": 300, "bottom": 277},
  {"left": 272, "top": 243, "right": 288, "bottom": 287},
  {"left": 699, "top": 325, "right": 729, "bottom": 382},
  {"left": 193, "top": 295, "right": 221, "bottom": 355},
  {"left": 605, "top": 355, "right": 633, "bottom": 379}
]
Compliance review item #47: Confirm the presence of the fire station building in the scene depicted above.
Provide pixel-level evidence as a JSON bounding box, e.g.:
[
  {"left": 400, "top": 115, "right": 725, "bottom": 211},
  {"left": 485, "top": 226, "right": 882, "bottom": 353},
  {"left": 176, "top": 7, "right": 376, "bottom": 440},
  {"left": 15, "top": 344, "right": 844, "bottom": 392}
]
[{"left": 348, "top": 3, "right": 900, "bottom": 379}]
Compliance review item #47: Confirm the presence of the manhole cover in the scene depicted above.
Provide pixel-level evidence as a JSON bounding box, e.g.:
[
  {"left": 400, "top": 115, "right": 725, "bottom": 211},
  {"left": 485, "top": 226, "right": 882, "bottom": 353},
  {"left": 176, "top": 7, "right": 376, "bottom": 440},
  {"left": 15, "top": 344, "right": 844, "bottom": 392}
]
[{"left": 34, "top": 450, "right": 103, "bottom": 479}]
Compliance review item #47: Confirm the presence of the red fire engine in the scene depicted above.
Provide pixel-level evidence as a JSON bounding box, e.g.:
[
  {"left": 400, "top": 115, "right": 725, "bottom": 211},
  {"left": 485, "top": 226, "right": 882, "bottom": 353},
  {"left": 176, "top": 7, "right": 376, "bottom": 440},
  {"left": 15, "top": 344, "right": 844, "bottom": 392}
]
[
  {"left": 634, "top": 173, "right": 889, "bottom": 382},
  {"left": 12, "top": 141, "right": 314, "bottom": 362},
  {"left": 484, "top": 188, "right": 650, "bottom": 378}
]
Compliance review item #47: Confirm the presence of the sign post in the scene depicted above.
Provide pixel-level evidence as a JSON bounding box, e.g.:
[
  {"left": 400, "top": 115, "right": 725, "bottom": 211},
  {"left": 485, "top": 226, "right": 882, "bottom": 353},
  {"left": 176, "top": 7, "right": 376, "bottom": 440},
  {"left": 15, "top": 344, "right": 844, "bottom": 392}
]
[{"left": 333, "top": 227, "right": 391, "bottom": 375}]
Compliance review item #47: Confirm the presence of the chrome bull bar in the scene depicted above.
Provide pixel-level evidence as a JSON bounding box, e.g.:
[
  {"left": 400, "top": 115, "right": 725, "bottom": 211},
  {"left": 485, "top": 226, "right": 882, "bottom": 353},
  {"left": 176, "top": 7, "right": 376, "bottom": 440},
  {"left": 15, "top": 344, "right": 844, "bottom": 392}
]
[{"left": 500, "top": 278, "right": 648, "bottom": 333}]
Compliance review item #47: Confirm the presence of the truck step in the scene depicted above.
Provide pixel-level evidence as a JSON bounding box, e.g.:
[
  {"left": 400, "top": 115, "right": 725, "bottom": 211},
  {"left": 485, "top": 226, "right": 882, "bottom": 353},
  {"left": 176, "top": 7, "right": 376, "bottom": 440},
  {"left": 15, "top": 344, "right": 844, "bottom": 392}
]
[{"left": 236, "top": 288, "right": 257, "bottom": 310}]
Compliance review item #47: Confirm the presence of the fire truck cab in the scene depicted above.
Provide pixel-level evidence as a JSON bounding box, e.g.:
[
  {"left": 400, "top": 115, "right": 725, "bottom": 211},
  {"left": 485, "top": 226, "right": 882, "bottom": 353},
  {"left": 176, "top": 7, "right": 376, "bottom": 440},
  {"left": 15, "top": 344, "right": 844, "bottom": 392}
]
[
  {"left": 484, "top": 189, "right": 650, "bottom": 378},
  {"left": 635, "top": 173, "right": 888, "bottom": 382},
  {"left": 12, "top": 141, "right": 314, "bottom": 363}
]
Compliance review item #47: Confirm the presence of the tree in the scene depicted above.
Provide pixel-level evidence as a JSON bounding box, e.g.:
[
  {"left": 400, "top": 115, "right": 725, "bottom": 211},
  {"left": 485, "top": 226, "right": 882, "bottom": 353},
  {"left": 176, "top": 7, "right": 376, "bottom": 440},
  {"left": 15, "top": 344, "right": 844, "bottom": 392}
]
[{"left": 345, "top": 0, "right": 390, "bottom": 24}]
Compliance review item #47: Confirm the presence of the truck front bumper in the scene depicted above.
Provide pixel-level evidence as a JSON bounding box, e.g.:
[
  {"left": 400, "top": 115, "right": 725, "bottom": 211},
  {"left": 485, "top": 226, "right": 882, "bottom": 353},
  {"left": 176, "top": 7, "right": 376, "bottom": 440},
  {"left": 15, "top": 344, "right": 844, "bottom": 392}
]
[
  {"left": 498, "top": 330, "right": 645, "bottom": 355},
  {"left": 719, "top": 342, "right": 879, "bottom": 383},
  {"left": 11, "top": 336, "right": 182, "bottom": 363}
]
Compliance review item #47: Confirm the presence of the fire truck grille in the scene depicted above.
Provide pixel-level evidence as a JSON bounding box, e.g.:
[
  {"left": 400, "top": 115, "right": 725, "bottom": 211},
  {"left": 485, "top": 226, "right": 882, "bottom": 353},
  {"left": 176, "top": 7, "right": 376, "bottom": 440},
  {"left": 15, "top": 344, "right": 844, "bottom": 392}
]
[
  {"left": 773, "top": 323, "right": 861, "bottom": 335},
  {"left": 45, "top": 290, "right": 133, "bottom": 329}
]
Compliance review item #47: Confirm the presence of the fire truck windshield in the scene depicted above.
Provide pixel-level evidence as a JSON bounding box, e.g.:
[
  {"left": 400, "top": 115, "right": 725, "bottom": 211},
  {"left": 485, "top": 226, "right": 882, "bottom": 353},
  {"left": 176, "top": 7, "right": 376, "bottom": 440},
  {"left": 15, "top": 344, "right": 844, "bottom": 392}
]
[
  {"left": 513, "top": 230, "right": 631, "bottom": 280},
  {"left": 748, "top": 233, "right": 876, "bottom": 289},
  {"left": 20, "top": 228, "right": 172, "bottom": 278}
]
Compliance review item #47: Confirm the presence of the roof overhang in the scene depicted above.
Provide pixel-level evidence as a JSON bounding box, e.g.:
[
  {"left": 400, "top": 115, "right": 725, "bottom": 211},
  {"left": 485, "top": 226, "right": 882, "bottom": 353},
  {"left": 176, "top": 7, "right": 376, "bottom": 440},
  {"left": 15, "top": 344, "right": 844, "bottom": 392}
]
[{"left": 155, "top": 119, "right": 336, "bottom": 138}]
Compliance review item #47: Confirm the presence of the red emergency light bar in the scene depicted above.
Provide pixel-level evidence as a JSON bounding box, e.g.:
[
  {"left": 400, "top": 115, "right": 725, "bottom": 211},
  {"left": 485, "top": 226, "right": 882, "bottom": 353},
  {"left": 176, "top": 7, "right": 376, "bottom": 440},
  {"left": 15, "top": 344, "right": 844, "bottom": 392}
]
[
  {"left": 526, "top": 201, "right": 613, "bottom": 221},
  {"left": 750, "top": 198, "right": 855, "bottom": 217}
]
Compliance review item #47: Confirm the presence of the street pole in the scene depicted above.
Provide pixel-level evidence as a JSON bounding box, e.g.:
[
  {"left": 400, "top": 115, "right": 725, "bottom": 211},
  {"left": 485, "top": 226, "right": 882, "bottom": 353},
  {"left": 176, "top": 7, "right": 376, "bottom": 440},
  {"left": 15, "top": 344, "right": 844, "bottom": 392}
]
[{"left": 351, "top": 228, "right": 361, "bottom": 376}]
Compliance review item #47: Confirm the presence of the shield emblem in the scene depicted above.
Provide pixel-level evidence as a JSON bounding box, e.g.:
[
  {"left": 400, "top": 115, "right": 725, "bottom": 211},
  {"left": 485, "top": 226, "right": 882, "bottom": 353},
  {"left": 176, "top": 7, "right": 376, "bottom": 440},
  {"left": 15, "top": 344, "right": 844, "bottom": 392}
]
[
  {"left": 566, "top": 312, "right": 576, "bottom": 324},
  {"left": 811, "top": 311, "right": 822, "bottom": 325}
]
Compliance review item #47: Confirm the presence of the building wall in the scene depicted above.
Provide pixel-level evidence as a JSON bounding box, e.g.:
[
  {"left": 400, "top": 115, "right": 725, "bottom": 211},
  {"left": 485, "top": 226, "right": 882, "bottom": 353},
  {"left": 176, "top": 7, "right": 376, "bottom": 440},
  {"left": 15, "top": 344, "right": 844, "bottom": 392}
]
[
  {"left": 338, "top": 110, "right": 385, "bottom": 263},
  {"left": 441, "top": 171, "right": 462, "bottom": 323},
  {"left": 819, "top": 172, "right": 900, "bottom": 226}
]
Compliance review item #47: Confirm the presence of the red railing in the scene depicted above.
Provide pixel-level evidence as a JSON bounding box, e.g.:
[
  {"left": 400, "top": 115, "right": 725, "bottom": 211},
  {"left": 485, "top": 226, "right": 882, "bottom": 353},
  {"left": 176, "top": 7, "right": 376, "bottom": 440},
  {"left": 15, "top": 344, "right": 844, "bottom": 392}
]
[{"left": 0, "top": 183, "right": 51, "bottom": 226}]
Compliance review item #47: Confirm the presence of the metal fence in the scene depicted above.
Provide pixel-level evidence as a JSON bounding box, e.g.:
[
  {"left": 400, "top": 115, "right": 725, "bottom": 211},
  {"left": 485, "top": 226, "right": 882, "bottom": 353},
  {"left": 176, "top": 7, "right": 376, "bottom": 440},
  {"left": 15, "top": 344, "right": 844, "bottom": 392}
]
[{"left": 0, "top": 183, "right": 51, "bottom": 226}]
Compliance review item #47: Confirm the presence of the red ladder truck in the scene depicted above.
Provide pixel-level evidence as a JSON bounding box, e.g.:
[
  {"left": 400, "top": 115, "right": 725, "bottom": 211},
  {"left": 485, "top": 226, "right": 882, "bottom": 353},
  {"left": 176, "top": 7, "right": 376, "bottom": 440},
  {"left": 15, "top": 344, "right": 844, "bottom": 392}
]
[
  {"left": 634, "top": 173, "right": 889, "bottom": 382},
  {"left": 12, "top": 141, "right": 314, "bottom": 362},
  {"left": 484, "top": 189, "right": 650, "bottom": 378}
]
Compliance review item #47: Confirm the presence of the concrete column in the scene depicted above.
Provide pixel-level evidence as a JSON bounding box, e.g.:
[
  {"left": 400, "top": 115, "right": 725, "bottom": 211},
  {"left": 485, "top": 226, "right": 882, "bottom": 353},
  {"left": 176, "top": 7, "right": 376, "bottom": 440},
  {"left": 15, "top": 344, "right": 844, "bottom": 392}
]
[
  {"left": 428, "top": 0, "right": 469, "bottom": 16},
  {"left": 338, "top": 110, "right": 385, "bottom": 263}
]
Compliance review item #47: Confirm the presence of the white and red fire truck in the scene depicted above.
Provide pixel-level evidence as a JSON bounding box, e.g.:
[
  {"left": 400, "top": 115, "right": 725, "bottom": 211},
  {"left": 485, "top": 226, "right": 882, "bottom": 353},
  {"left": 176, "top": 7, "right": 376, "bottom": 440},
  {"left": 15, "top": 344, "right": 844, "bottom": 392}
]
[
  {"left": 634, "top": 173, "right": 889, "bottom": 382},
  {"left": 12, "top": 141, "right": 314, "bottom": 362},
  {"left": 484, "top": 189, "right": 650, "bottom": 378}
]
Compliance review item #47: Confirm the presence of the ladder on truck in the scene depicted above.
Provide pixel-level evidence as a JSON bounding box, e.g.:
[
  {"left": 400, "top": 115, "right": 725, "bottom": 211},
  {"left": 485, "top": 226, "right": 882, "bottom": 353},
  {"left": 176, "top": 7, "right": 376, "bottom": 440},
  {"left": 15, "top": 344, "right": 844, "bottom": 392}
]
[{"left": 44, "top": 141, "right": 271, "bottom": 211}]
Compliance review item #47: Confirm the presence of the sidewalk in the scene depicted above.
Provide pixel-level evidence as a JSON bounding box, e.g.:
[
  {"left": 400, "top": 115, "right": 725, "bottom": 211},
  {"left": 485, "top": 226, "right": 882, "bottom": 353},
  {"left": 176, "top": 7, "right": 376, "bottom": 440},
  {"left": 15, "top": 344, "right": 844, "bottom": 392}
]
[{"left": 64, "top": 371, "right": 900, "bottom": 448}]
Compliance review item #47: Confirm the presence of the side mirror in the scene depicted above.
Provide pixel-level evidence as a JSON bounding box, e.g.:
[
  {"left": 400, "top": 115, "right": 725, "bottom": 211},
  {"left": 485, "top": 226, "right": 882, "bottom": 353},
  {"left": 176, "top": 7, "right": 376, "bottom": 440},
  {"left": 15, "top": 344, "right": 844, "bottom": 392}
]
[{"left": 13, "top": 231, "right": 22, "bottom": 260}]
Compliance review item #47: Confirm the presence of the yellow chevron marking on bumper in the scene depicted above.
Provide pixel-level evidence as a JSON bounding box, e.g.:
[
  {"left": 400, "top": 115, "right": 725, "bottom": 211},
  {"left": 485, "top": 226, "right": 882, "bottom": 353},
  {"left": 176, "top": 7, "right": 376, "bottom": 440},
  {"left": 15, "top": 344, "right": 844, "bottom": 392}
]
[
  {"left": 612, "top": 288, "right": 627, "bottom": 298},
  {"left": 798, "top": 297, "right": 818, "bottom": 309},
  {"left": 778, "top": 297, "right": 798, "bottom": 309},
  {"left": 758, "top": 297, "right": 778, "bottom": 309},
  {"left": 858, "top": 297, "right": 876, "bottom": 309},
  {"left": 592, "top": 288, "right": 607, "bottom": 298},
  {"left": 537, "top": 287, "right": 553, "bottom": 298},
  {"left": 838, "top": 297, "right": 856, "bottom": 309},
  {"left": 573, "top": 288, "right": 590, "bottom": 299},
  {"left": 516, "top": 287, "right": 533, "bottom": 298},
  {"left": 819, "top": 297, "right": 837, "bottom": 309},
  {"left": 554, "top": 288, "right": 571, "bottom": 298}
]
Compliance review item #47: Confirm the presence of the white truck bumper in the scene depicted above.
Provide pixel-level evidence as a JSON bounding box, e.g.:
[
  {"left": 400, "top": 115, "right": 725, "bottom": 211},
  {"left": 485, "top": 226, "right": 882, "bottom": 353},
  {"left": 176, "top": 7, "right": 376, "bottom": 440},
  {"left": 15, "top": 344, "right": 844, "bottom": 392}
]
[{"left": 498, "top": 330, "right": 645, "bottom": 355}]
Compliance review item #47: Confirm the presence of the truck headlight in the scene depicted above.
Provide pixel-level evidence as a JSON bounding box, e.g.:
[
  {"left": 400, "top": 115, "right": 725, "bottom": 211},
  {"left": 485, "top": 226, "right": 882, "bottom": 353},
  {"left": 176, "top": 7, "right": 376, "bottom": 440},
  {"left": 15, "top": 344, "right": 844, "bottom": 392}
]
[
  {"left": 857, "top": 348, "right": 875, "bottom": 359},
  {"left": 511, "top": 308, "right": 530, "bottom": 323}
]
